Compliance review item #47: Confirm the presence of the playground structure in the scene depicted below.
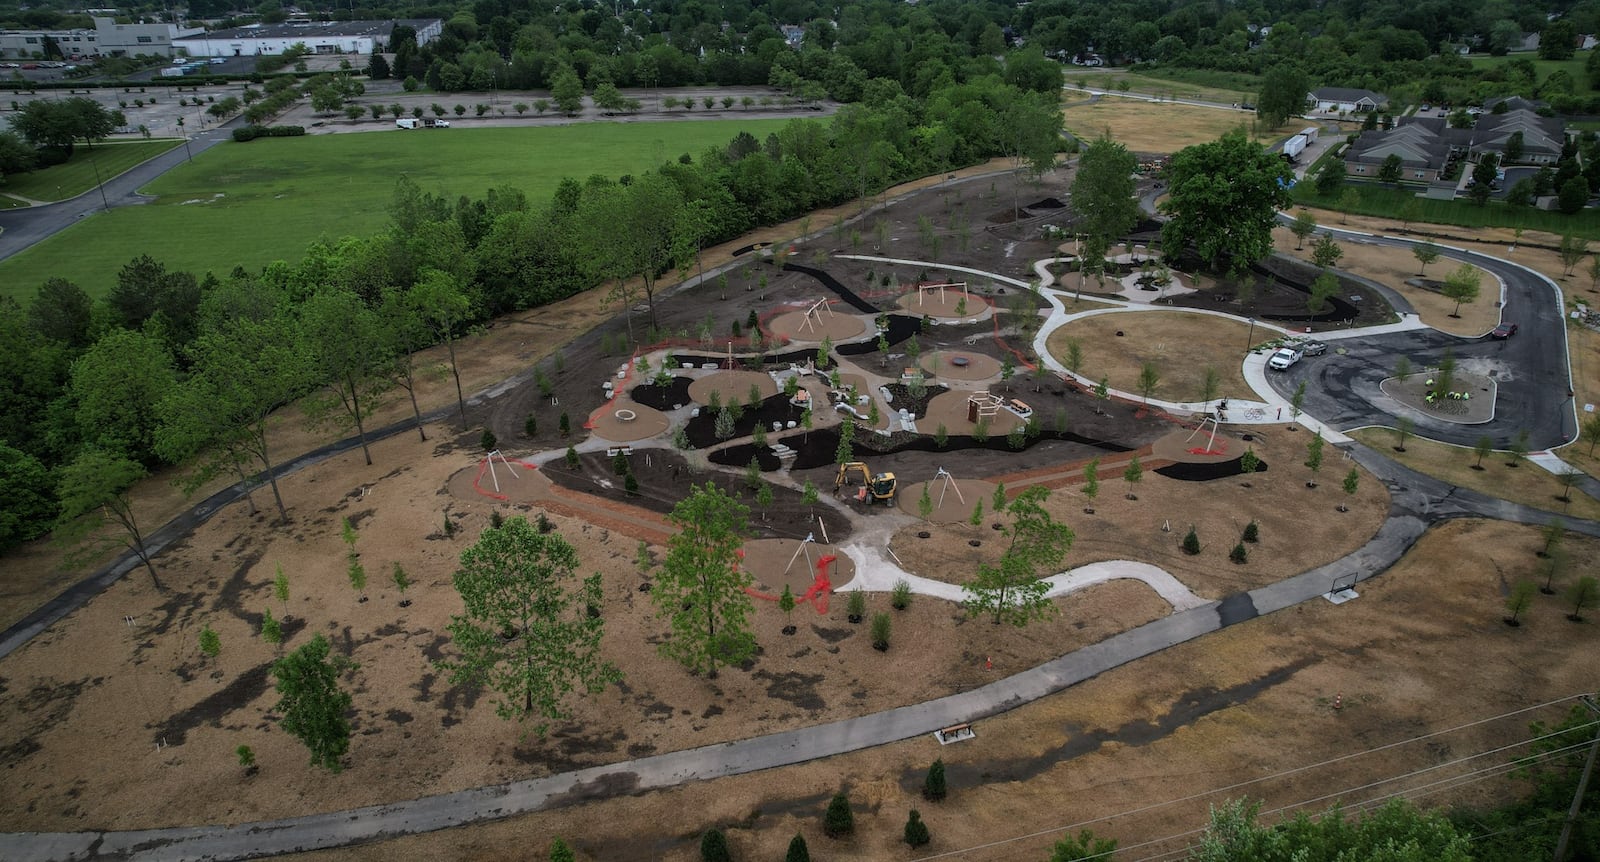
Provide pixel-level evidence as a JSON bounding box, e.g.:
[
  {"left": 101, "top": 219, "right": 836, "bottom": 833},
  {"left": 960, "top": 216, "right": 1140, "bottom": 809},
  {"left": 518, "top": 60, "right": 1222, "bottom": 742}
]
[
  {"left": 915, "top": 281, "right": 969, "bottom": 307},
  {"left": 966, "top": 392, "right": 1004, "bottom": 424},
  {"left": 798, "top": 298, "right": 834, "bottom": 334}
]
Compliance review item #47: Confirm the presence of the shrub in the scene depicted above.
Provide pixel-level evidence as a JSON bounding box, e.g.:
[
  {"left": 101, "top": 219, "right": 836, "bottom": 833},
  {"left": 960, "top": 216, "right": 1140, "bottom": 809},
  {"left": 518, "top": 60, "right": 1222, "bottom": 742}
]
[
  {"left": 786, "top": 833, "right": 810, "bottom": 862},
  {"left": 1182, "top": 526, "right": 1200, "bottom": 555},
  {"left": 891, "top": 578, "right": 912, "bottom": 610},
  {"left": 824, "top": 793, "right": 855, "bottom": 837},
  {"left": 1242, "top": 521, "right": 1259, "bottom": 543},
  {"left": 565, "top": 446, "right": 579, "bottom": 470},
  {"left": 923, "top": 759, "right": 947, "bottom": 800},
  {"left": 524, "top": 414, "right": 536, "bottom": 437},
  {"left": 904, "top": 809, "right": 931, "bottom": 847},
  {"left": 870, "top": 612, "right": 891, "bottom": 650},
  {"left": 846, "top": 589, "right": 866, "bottom": 620},
  {"left": 1230, "top": 542, "right": 1248, "bottom": 564},
  {"left": 480, "top": 429, "right": 497, "bottom": 452},
  {"left": 700, "top": 827, "right": 730, "bottom": 862}
]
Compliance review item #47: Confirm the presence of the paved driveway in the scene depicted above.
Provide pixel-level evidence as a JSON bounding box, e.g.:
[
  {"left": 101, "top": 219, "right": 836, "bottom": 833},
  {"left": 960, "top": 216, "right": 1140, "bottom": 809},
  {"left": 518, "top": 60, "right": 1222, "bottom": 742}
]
[{"left": 1264, "top": 233, "right": 1576, "bottom": 449}]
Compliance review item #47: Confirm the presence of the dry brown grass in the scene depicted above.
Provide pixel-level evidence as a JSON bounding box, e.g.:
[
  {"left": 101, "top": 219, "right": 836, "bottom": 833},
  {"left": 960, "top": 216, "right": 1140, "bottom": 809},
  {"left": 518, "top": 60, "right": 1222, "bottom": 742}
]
[
  {"left": 283, "top": 519, "right": 1600, "bottom": 862},
  {"left": 1045, "top": 311, "right": 1255, "bottom": 405},
  {"left": 1273, "top": 224, "right": 1500, "bottom": 335},
  {"left": 1060, "top": 97, "right": 1276, "bottom": 154},
  {"left": 1349, "top": 428, "right": 1600, "bottom": 520}
]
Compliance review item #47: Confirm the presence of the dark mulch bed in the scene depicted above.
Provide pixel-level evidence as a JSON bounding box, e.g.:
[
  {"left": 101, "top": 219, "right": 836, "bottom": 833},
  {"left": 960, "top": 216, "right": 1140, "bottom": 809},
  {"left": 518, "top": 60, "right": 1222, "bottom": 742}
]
[
  {"left": 684, "top": 395, "right": 809, "bottom": 450},
  {"left": 1028, "top": 197, "right": 1067, "bottom": 209},
  {"left": 545, "top": 450, "right": 851, "bottom": 543},
  {"left": 783, "top": 263, "right": 880, "bottom": 314},
  {"left": 629, "top": 376, "right": 694, "bottom": 411},
  {"left": 881, "top": 382, "right": 949, "bottom": 418},
  {"left": 837, "top": 315, "right": 923, "bottom": 355},
  {"left": 709, "top": 444, "right": 783, "bottom": 472},
  {"left": 1155, "top": 457, "right": 1271, "bottom": 482}
]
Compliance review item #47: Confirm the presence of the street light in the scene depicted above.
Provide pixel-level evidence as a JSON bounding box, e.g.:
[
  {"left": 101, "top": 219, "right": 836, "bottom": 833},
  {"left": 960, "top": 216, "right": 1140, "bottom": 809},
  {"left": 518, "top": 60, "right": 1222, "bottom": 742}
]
[{"left": 88, "top": 150, "right": 110, "bottom": 211}]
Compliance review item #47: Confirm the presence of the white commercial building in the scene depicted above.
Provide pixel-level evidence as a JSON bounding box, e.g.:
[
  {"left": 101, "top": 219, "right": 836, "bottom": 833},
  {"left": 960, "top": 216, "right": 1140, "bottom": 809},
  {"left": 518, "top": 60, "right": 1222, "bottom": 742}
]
[{"left": 172, "top": 19, "right": 441, "bottom": 58}]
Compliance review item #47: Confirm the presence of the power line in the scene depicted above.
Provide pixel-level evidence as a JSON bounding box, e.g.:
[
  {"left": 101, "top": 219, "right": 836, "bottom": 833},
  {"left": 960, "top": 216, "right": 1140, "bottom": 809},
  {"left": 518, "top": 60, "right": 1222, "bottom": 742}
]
[{"left": 909, "top": 693, "right": 1588, "bottom": 862}]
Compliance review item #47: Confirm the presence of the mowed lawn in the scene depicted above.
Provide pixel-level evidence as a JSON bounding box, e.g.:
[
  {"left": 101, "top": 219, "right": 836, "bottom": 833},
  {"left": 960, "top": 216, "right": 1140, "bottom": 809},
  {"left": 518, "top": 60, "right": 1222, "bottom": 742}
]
[
  {"left": 1060, "top": 96, "right": 1279, "bottom": 154},
  {"left": 1, "top": 139, "right": 184, "bottom": 202},
  {"left": 0, "top": 119, "right": 790, "bottom": 300},
  {"left": 1469, "top": 50, "right": 1595, "bottom": 96}
]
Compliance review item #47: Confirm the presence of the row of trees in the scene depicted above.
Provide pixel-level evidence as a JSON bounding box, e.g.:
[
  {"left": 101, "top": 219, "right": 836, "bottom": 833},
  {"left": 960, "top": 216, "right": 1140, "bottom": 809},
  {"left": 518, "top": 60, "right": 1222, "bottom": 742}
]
[
  {"left": 0, "top": 96, "right": 125, "bottom": 180},
  {"left": 0, "top": 75, "right": 1060, "bottom": 551}
]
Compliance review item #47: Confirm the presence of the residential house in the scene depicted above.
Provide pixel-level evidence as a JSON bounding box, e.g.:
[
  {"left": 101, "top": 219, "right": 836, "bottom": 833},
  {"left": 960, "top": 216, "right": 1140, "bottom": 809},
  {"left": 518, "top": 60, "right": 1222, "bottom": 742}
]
[
  {"left": 1344, "top": 105, "right": 1569, "bottom": 184},
  {"left": 1308, "top": 87, "right": 1390, "bottom": 114}
]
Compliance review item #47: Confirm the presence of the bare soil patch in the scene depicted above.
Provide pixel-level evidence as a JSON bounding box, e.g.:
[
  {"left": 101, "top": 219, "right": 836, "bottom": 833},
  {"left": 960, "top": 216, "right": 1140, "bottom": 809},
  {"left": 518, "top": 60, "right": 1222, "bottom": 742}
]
[
  {"left": 1046, "top": 311, "right": 1256, "bottom": 404},
  {"left": 765, "top": 307, "right": 867, "bottom": 343},
  {"left": 285, "top": 519, "right": 1600, "bottom": 862}
]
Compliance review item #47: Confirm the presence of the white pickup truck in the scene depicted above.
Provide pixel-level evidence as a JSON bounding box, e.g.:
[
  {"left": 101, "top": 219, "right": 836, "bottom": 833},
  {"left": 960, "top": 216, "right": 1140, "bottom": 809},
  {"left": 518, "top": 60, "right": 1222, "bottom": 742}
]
[{"left": 1267, "top": 346, "right": 1303, "bottom": 371}]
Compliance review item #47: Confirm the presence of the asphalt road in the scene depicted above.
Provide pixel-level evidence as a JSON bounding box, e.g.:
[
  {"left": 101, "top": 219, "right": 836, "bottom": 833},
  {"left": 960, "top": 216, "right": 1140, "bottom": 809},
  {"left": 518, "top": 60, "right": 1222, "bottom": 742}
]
[
  {"left": 0, "top": 115, "right": 242, "bottom": 264},
  {"left": 1266, "top": 232, "right": 1577, "bottom": 450}
]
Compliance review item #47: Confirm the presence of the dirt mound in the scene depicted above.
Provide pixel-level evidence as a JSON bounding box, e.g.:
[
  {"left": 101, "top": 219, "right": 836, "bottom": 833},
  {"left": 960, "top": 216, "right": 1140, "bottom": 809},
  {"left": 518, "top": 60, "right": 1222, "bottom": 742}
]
[{"left": 1027, "top": 197, "right": 1067, "bottom": 209}]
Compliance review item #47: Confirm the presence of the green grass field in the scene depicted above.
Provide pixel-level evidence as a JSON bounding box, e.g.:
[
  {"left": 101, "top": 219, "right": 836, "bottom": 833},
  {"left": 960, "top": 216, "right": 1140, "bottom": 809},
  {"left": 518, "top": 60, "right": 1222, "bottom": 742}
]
[
  {"left": 1294, "top": 181, "right": 1600, "bottom": 239},
  {"left": 0, "top": 139, "right": 183, "bottom": 202},
  {"left": 0, "top": 120, "right": 791, "bottom": 300},
  {"left": 1468, "top": 51, "right": 1594, "bottom": 96},
  {"left": 1066, "top": 68, "right": 1262, "bottom": 105}
]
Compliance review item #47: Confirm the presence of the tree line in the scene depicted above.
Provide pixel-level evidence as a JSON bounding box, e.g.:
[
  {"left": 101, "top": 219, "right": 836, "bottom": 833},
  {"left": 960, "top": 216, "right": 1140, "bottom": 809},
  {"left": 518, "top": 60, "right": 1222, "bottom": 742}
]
[{"left": 0, "top": 74, "right": 1061, "bottom": 555}]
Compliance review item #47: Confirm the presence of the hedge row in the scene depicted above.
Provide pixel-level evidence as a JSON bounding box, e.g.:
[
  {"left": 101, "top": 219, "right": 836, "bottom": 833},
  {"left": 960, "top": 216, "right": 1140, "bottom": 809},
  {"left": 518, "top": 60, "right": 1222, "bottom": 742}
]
[{"left": 232, "top": 125, "right": 307, "bottom": 142}]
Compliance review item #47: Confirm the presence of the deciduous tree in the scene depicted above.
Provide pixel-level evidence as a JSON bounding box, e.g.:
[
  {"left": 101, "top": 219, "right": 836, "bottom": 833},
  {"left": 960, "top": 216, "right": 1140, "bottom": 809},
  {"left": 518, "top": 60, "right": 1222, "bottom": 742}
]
[
  {"left": 963, "top": 485, "right": 1074, "bottom": 626},
  {"left": 410, "top": 268, "right": 474, "bottom": 430},
  {"left": 651, "top": 484, "right": 756, "bottom": 677},
  {"left": 1289, "top": 210, "right": 1316, "bottom": 250},
  {"left": 54, "top": 449, "right": 162, "bottom": 590},
  {"left": 1071, "top": 135, "right": 1138, "bottom": 252},
  {"left": 1413, "top": 242, "right": 1440, "bottom": 276},
  {"left": 69, "top": 328, "right": 176, "bottom": 466},
  {"left": 156, "top": 282, "right": 305, "bottom": 522},
  {"left": 271, "top": 633, "right": 354, "bottom": 772},
  {"left": 298, "top": 286, "right": 392, "bottom": 465},
  {"left": 1161, "top": 129, "right": 1293, "bottom": 273},
  {"left": 1441, "top": 264, "right": 1481, "bottom": 317},
  {"left": 439, "top": 517, "right": 619, "bottom": 736},
  {"left": 1255, "top": 63, "right": 1308, "bottom": 129}
]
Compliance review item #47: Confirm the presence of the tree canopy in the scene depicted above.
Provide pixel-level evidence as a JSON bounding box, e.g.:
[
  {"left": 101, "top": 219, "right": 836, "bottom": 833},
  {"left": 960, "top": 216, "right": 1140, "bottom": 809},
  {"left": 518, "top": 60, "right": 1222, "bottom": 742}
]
[
  {"left": 651, "top": 483, "right": 756, "bottom": 677},
  {"left": 1071, "top": 136, "right": 1139, "bottom": 250},
  {"left": 439, "top": 517, "right": 620, "bottom": 736},
  {"left": 11, "top": 97, "right": 123, "bottom": 156},
  {"left": 1162, "top": 129, "right": 1293, "bottom": 274}
]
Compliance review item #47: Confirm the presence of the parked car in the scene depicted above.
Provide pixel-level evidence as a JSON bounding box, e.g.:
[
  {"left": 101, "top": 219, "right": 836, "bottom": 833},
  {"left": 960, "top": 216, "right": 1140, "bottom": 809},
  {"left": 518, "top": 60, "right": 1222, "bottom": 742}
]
[
  {"left": 1490, "top": 322, "right": 1519, "bottom": 339},
  {"left": 1268, "top": 347, "right": 1304, "bottom": 370}
]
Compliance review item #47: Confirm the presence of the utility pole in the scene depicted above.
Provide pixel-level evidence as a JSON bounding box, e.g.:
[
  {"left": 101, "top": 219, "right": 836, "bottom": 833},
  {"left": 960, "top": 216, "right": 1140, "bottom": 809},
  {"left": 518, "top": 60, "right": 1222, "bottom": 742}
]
[{"left": 1554, "top": 694, "right": 1600, "bottom": 862}]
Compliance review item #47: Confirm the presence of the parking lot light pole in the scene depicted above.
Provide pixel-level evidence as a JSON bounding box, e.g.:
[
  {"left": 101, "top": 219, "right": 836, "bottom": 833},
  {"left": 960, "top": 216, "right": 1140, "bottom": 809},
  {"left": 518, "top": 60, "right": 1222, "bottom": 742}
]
[{"left": 89, "top": 150, "right": 110, "bottom": 211}]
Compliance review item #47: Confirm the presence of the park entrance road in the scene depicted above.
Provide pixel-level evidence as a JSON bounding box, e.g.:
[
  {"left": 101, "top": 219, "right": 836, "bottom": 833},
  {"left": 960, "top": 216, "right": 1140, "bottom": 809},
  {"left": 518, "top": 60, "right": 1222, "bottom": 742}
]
[
  {"left": 1266, "top": 232, "right": 1577, "bottom": 450},
  {"left": 0, "top": 117, "right": 242, "bottom": 264}
]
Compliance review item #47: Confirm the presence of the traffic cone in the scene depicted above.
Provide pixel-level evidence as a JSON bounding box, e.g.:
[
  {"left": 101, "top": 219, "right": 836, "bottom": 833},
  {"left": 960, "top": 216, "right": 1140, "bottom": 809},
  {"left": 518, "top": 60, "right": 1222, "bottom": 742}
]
[
  {"left": 985, "top": 656, "right": 993, "bottom": 671},
  {"left": 1333, "top": 692, "right": 1343, "bottom": 710}
]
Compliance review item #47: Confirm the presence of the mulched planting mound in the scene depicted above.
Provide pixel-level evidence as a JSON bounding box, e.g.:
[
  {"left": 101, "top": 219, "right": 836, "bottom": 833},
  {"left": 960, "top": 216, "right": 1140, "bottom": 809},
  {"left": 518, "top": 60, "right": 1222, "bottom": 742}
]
[
  {"left": 882, "top": 382, "right": 949, "bottom": 419},
  {"left": 684, "top": 395, "right": 808, "bottom": 450},
  {"left": 1028, "top": 197, "right": 1067, "bottom": 209},
  {"left": 1155, "top": 456, "right": 1271, "bottom": 482},
  {"left": 629, "top": 376, "right": 694, "bottom": 411},
  {"left": 709, "top": 443, "right": 783, "bottom": 472}
]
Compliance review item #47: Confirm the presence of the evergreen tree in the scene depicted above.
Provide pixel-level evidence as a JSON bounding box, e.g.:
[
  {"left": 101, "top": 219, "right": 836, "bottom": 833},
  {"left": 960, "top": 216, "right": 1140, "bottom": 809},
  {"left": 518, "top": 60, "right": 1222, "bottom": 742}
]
[
  {"left": 904, "top": 809, "right": 931, "bottom": 847},
  {"left": 785, "top": 833, "right": 810, "bottom": 862},
  {"left": 824, "top": 792, "right": 855, "bottom": 837},
  {"left": 699, "top": 827, "right": 730, "bottom": 862},
  {"left": 923, "top": 758, "right": 947, "bottom": 800}
]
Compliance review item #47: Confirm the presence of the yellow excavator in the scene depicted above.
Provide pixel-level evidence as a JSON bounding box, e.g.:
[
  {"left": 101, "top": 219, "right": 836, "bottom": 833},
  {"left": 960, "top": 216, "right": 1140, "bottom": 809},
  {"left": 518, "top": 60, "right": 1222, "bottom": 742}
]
[{"left": 835, "top": 461, "right": 897, "bottom": 505}]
